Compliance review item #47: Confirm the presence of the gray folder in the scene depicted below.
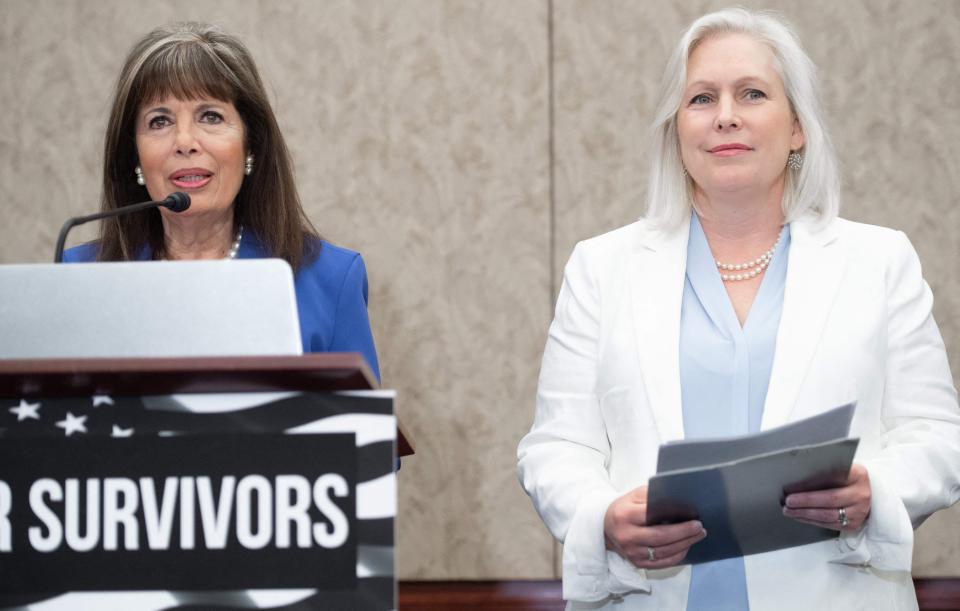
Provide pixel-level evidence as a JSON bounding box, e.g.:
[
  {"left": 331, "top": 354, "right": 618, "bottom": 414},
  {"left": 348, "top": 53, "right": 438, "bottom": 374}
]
[{"left": 646, "top": 404, "right": 858, "bottom": 564}]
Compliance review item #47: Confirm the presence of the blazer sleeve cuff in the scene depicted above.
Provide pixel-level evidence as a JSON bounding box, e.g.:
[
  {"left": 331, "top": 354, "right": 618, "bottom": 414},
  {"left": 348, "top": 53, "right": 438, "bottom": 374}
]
[
  {"left": 830, "top": 468, "right": 913, "bottom": 572},
  {"left": 561, "top": 490, "right": 651, "bottom": 602}
]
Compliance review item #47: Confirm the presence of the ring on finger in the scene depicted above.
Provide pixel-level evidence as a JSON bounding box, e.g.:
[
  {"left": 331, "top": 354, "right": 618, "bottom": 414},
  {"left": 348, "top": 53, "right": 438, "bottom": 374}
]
[
  {"left": 647, "top": 546, "right": 656, "bottom": 562},
  {"left": 838, "top": 507, "right": 849, "bottom": 528}
]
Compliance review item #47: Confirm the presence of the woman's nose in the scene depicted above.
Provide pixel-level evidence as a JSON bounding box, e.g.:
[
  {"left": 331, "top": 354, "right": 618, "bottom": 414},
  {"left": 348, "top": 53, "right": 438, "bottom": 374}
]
[
  {"left": 714, "top": 98, "right": 741, "bottom": 131},
  {"left": 174, "top": 124, "right": 200, "bottom": 155}
]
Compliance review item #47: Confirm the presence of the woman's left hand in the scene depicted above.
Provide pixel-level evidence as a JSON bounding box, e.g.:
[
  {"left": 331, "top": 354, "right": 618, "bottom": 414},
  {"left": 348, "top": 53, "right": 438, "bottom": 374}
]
[{"left": 782, "top": 463, "right": 872, "bottom": 532}]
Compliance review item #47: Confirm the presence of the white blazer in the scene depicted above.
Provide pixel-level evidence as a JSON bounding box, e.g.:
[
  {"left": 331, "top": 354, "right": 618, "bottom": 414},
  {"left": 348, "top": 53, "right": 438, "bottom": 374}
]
[{"left": 517, "top": 214, "right": 960, "bottom": 611}]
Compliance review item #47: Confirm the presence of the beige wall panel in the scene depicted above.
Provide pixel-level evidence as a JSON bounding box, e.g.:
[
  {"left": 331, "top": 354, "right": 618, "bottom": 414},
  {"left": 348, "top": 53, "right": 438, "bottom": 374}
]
[
  {"left": 273, "top": 0, "right": 554, "bottom": 579},
  {"left": 553, "top": 0, "right": 960, "bottom": 578},
  {"left": 1, "top": 0, "right": 553, "bottom": 579}
]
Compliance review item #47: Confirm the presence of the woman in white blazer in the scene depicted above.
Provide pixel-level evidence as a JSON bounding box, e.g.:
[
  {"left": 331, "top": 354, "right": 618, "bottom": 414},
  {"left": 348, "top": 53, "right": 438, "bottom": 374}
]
[{"left": 517, "top": 8, "right": 960, "bottom": 610}]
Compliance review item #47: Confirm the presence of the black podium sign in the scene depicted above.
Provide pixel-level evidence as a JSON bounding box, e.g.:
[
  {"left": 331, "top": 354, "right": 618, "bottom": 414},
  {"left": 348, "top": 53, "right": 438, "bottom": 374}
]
[{"left": 0, "top": 391, "right": 395, "bottom": 610}]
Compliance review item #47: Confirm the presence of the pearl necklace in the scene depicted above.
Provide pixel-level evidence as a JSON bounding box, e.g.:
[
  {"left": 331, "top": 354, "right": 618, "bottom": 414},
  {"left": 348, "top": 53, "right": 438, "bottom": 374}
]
[
  {"left": 715, "top": 233, "right": 780, "bottom": 282},
  {"left": 227, "top": 224, "right": 243, "bottom": 259}
]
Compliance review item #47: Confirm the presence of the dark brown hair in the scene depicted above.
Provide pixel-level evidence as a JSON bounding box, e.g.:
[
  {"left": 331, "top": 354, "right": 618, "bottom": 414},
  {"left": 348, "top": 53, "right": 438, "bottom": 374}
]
[{"left": 98, "top": 22, "right": 318, "bottom": 268}]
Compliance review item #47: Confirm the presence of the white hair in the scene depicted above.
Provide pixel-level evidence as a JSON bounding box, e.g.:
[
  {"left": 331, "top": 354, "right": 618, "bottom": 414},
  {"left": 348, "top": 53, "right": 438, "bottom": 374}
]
[{"left": 645, "top": 8, "right": 840, "bottom": 230}]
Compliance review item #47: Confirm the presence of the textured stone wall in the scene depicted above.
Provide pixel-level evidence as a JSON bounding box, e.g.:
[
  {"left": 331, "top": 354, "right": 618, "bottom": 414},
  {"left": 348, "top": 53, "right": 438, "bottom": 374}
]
[{"left": 1, "top": 0, "right": 957, "bottom": 579}]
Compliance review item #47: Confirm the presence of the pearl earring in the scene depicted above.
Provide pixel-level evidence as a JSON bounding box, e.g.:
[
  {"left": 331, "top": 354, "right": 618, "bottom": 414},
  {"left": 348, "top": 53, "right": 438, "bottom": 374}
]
[
  {"left": 244, "top": 154, "right": 254, "bottom": 176},
  {"left": 787, "top": 151, "right": 803, "bottom": 171},
  {"left": 135, "top": 166, "right": 145, "bottom": 186}
]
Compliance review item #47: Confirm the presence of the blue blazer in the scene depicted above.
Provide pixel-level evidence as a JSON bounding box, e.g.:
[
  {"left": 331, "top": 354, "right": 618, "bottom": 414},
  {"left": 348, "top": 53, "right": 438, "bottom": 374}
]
[{"left": 64, "top": 234, "right": 381, "bottom": 382}]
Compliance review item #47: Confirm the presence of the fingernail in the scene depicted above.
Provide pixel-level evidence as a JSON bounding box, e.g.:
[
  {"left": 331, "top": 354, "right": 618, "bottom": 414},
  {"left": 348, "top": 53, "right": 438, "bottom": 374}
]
[
  {"left": 784, "top": 496, "right": 794, "bottom": 508},
  {"left": 701, "top": 528, "right": 708, "bottom": 537},
  {"left": 694, "top": 521, "right": 703, "bottom": 529}
]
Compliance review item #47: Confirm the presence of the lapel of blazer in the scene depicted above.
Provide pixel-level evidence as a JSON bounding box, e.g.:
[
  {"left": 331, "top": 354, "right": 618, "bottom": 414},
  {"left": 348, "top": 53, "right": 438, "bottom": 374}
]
[
  {"left": 630, "top": 217, "right": 689, "bottom": 443},
  {"left": 761, "top": 216, "right": 845, "bottom": 430}
]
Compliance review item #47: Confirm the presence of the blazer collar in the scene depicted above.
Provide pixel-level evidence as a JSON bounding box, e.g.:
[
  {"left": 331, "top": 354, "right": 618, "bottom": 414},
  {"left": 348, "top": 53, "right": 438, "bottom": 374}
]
[
  {"left": 761, "top": 214, "right": 845, "bottom": 429},
  {"left": 630, "top": 214, "right": 690, "bottom": 443}
]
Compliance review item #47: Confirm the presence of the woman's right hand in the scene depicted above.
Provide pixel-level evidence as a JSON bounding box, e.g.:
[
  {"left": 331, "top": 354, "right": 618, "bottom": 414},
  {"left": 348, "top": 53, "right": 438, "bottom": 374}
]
[{"left": 603, "top": 485, "right": 707, "bottom": 569}]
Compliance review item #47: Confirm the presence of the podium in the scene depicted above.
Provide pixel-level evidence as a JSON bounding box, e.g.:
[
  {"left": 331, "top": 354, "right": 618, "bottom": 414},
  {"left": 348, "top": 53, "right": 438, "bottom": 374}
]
[{"left": 0, "top": 353, "right": 410, "bottom": 610}]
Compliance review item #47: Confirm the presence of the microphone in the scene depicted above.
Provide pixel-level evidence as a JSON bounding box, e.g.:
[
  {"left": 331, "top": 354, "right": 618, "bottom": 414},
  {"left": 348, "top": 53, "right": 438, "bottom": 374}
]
[
  {"left": 162, "top": 192, "right": 190, "bottom": 212},
  {"left": 54, "top": 193, "right": 191, "bottom": 263}
]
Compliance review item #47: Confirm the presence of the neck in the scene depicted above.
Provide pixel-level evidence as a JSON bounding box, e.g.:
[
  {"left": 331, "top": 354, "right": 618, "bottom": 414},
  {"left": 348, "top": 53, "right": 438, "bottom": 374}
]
[
  {"left": 694, "top": 181, "right": 785, "bottom": 262},
  {"left": 160, "top": 209, "right": 236, "bottom": 260}
]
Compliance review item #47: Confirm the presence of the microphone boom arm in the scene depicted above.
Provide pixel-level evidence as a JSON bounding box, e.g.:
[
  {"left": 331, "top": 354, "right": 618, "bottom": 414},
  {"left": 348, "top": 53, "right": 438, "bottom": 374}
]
[{"left": 53, "top": 193, "right": 190, "bottom": 263}]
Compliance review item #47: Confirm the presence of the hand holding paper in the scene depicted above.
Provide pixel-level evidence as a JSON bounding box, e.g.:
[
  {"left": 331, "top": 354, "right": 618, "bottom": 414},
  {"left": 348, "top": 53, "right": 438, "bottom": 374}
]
[
  {"left": 783, "top": 463, "right": 872, "bottom": 531},
  {"left": 603, "top": 485, "right": 707, "bottom": 569}
]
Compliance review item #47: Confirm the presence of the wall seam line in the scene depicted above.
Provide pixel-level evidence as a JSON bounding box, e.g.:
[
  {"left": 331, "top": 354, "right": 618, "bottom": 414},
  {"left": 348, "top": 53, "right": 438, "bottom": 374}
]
[
  {"left": 548, "top": 0, "right": 560, "bottom": 581},
  {"left": 548, "top": 0, "right": 556, "bottom": 306}
]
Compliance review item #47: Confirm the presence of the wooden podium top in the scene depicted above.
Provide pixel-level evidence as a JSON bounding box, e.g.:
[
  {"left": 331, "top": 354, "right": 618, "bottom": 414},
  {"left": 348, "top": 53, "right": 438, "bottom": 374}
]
[
  {"left": 0, "top": 354, "right": 414, "bottom": 456},
  {"left": 0, "top": 353, "right": 376, "bottom": 397}
]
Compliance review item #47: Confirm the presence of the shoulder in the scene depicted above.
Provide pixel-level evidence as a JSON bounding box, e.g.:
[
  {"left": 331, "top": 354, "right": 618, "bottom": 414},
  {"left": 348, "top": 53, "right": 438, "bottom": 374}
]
[
  {"left": 566, "top": 217, "right": 677, "bottom": 284},
  {"left": 302, "top": 239, "right": 365, "bottom": 276},
  {"left": 573, "top": 218, "right": 657, "bottom": 262},
  {"left": 799, "top": 217, "right": 925, "bottom": 293},
  {"left": 556, "top": 219, "right": 668, "bottom": 302},
  {"left": 832, "top": 217, "right": 906, "bottom": 245},
  {"left": 62, "top": 242, "right": 100, "bottom": 263},
  {"left": 796, "top": 216, "right": 915, "bottom": 259},
  {"left": 829, "top": 217, "right": 919, "bottom": 269},
  {"left": 296, "top": 239, "right": 368, "bottom": 292}
]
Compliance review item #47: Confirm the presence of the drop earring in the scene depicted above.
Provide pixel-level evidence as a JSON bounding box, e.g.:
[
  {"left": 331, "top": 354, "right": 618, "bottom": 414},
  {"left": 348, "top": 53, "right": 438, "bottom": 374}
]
[
  {"left": 787, "top": 151, "right": 803, "bottom": 171},
  {"left": 135, "top": 166, "right": 145, "bottom": 186},
  {"left": 244, "top": 154, "right": 254, "bottom": 176}
]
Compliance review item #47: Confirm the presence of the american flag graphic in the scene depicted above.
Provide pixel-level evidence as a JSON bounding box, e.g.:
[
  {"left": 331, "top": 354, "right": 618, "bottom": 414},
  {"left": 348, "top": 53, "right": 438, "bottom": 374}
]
[{"left": 0, "top": 390, "right": 396, "bottom": 611}]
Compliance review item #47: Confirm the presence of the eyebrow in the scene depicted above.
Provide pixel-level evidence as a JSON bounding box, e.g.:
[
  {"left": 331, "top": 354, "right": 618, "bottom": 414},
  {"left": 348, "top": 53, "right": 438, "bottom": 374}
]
[
  {"left": 685, "top": 76, "right": 772, "bottom": 91},
  {"left": 141, "top": 102, "right": 225, "bottom": 115},
  {"left": 142, "top": 106, "right": 172, "bottom": 115}
]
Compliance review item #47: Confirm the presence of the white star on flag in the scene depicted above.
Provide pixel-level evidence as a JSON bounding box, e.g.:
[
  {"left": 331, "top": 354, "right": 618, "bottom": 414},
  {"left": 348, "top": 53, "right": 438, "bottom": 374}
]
[
  {"left": 111, "top": 425, "right": 134, "bottom": 437},
  {"left": 92, "top": 395, "right": 114, "bottom": 407},
  {"left": 9, "top": 400, "right": 40, "bottom": 422},
  {"left": 56, "top": 412, "right": 88, "bottom": 436}
]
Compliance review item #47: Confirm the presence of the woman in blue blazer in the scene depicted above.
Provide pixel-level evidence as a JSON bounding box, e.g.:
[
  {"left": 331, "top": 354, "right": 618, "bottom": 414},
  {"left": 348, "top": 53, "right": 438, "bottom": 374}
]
[{"left": 63, "top": 22, "right": 379, "bottom": 380}]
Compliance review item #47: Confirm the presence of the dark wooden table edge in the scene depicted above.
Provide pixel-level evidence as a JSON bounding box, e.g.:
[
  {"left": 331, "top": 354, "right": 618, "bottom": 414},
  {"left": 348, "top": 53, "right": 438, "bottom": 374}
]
[
  {"left": 0, "top": 353, "right": 377, "bottom": 396},
  {"left": 398, "top": 578, "right": 960, "bottom": 610}
]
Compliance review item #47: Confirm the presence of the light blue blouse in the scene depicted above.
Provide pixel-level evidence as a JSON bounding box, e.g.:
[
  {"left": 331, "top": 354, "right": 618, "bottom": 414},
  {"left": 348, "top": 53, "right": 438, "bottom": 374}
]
[{"left": 680, "top": 214, "right": 791, "bottom": 610}]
